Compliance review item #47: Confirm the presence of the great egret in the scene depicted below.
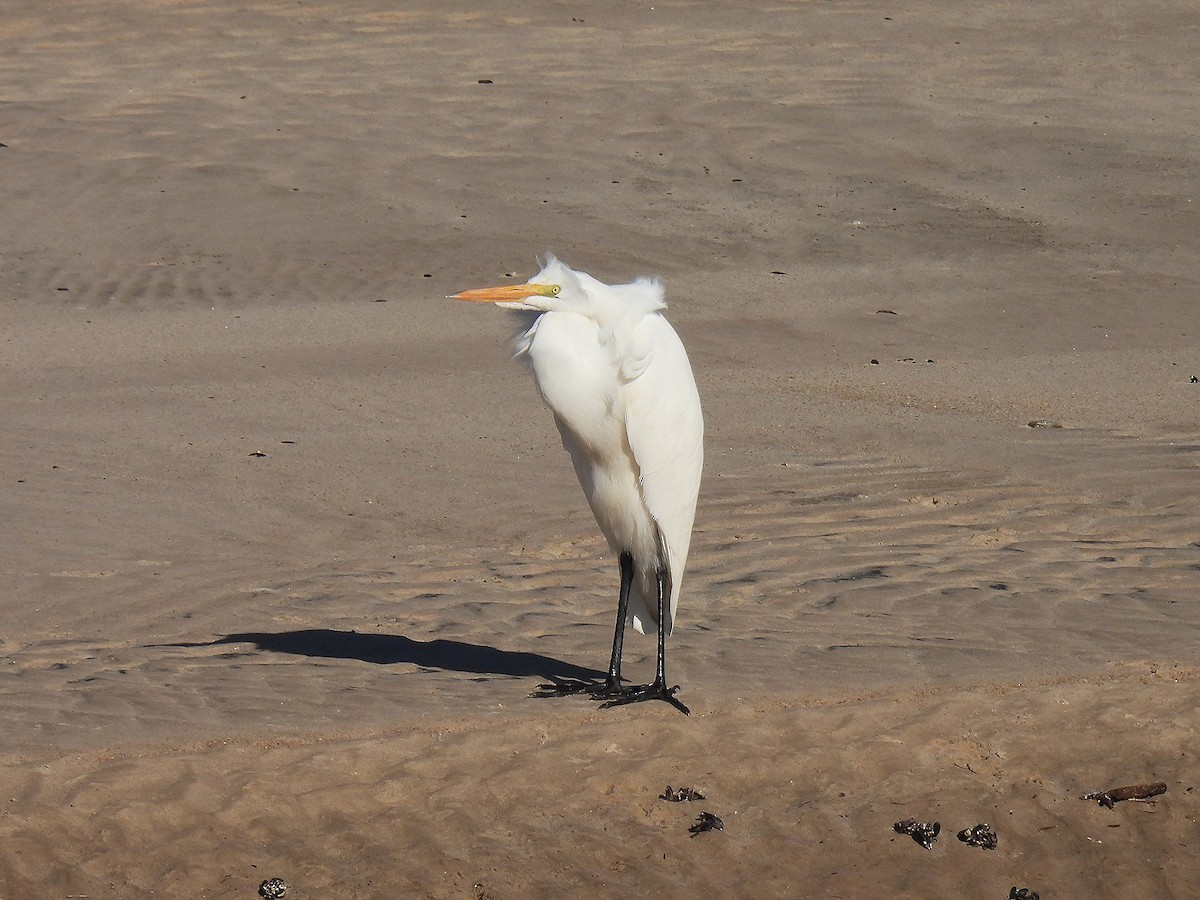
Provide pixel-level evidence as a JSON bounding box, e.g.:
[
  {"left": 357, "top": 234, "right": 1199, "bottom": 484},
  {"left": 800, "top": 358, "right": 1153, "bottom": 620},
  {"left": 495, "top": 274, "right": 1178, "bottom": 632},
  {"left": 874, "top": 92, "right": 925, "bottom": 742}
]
[{"left": 452, "top": 256, "right": 703, "bottom": 715}]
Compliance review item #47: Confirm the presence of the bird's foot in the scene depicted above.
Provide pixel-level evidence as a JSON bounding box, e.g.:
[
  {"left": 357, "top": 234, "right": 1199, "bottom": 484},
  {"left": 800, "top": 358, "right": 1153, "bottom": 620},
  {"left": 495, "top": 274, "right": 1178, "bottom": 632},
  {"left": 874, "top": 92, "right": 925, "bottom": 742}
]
[
  {"left": 530, "top": 675, "right": 613, "bottom": 699},
  {"left": 587, "top": 680, "right": 628, "bottom": 702},
  {"left": 597, "top": 679, "right": 690, "bottom": 716}
]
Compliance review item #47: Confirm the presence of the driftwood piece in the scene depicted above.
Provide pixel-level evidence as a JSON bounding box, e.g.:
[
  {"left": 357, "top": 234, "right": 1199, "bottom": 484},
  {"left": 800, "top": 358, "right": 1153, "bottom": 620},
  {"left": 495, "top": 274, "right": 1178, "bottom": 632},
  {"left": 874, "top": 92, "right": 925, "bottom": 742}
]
[{"left": 1081, "top": 782, "right": 1167, "bottom": 809}]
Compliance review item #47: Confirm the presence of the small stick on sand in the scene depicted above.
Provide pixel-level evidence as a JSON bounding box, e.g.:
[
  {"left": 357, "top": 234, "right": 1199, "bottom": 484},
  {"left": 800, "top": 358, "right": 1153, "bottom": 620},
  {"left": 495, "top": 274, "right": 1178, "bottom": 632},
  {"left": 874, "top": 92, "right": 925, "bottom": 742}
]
[{"left": 1081, "top": 782, "right": 1167, "bottom": 808}]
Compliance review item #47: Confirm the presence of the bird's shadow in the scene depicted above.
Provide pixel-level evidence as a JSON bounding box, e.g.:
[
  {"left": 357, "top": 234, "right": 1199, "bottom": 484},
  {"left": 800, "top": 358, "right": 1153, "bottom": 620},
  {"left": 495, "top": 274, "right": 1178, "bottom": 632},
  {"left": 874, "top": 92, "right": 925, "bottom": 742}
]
[{"left": 161, "top": 628, "right": 606, "bottom": 682}]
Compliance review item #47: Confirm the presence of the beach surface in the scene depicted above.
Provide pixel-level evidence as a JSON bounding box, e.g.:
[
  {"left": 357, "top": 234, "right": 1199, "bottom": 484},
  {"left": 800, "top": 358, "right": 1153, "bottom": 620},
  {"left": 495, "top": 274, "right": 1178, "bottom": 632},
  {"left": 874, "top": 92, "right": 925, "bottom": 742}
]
[{"left": 2, "top": 1, "right": 1198, "bottom": 896}]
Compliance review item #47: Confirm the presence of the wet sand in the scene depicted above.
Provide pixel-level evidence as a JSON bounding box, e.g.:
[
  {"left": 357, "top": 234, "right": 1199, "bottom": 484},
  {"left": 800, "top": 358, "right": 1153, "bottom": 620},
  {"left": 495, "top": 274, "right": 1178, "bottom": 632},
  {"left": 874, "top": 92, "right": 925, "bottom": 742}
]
[{"left": 2, "top": 1, "right": 1198, "bottom": 896}]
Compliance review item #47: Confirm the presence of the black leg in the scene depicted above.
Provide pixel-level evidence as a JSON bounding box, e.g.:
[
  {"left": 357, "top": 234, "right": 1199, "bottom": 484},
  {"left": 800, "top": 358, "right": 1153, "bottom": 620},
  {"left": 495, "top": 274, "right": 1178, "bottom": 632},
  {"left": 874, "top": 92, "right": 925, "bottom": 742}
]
[
  {"left": 534, "top": 554, "right": 689, "bottom": 715},
  {"left": 531, "top": 552, "right": 633, "bottom": 699},
  {"left": 590, "top": 551, "right": 634, "bottom": 697},
  {"left": 597, "top": 564, "right": 690, "bottom": 715}
]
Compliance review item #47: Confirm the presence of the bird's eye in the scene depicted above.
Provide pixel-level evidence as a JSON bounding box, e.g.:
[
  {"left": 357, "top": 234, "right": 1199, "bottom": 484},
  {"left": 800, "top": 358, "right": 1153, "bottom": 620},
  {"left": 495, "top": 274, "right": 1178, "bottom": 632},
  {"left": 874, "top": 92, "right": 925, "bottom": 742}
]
[{"left": 550, "top": 285, "right": 561, "bottom": 296}]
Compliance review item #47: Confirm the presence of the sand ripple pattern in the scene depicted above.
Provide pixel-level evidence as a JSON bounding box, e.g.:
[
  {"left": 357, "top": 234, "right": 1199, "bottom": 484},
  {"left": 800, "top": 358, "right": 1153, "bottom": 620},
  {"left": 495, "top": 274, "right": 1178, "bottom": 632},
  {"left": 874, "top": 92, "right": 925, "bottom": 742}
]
[
  {"left": 3, "top": 664, "right": 1196, "bottom": 898},
  {"left": 4, "top": 434, "right": 1196, "bottom": 756}
]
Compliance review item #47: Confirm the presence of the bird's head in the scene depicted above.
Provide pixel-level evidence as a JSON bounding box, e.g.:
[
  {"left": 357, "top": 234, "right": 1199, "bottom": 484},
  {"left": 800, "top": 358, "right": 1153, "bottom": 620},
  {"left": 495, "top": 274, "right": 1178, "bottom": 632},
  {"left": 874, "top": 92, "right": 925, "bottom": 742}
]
[{"left": 450, "top": 255, "right": 584, "bottom": 312}]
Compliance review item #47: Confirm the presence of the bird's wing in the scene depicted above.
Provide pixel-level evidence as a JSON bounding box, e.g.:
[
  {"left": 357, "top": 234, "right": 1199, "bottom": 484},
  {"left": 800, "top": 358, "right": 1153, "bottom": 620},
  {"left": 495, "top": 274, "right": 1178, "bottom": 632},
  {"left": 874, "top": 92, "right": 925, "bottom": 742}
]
[{"left": 621, "top": 314, "right": 704, "bottom": 634}]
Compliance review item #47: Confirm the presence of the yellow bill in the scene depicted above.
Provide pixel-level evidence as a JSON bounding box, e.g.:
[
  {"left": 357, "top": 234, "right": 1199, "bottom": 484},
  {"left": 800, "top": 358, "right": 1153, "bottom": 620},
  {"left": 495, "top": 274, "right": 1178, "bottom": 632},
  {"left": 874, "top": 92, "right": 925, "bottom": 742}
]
[{"left": 450, "top": 283, "right": 560, "bottom": 303}]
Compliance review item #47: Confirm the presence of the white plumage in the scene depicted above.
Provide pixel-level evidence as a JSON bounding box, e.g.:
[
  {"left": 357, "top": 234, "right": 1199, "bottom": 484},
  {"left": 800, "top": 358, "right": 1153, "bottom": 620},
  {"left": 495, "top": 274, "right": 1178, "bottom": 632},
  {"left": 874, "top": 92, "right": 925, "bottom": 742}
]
[{"left": 452, "top": 255, "right": 703, "bottom": 714}]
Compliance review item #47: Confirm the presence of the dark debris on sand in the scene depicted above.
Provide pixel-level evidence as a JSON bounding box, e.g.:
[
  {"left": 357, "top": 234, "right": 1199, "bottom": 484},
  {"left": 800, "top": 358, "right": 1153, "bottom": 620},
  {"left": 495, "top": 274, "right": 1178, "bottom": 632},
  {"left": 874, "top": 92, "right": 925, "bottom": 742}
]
[
  {"left": 689, "top": 811, "right": 725, "bottom": 836},
  {"left": 893, "top": 817, "right": 940, "bottom": 850},
  {"left": 957, "top": 822, "right": 998, "bottom": 850},
  {"left": 660, "top": 785, "right": 706, "bottom": 802}
]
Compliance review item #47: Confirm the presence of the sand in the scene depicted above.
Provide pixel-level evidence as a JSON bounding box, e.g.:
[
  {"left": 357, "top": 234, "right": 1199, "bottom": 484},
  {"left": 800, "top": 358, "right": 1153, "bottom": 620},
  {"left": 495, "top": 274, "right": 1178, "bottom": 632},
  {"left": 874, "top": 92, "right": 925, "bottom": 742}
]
[{"left": 2, "top": 0, "right": 1198, "bottom": 896}]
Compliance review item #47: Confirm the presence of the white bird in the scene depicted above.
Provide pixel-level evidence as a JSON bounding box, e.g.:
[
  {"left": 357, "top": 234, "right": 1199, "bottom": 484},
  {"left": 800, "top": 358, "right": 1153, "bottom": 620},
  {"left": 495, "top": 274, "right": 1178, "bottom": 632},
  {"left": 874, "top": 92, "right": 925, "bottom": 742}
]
[{"left": 452, "top": 256, "right": 703, "bottom": 714}]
